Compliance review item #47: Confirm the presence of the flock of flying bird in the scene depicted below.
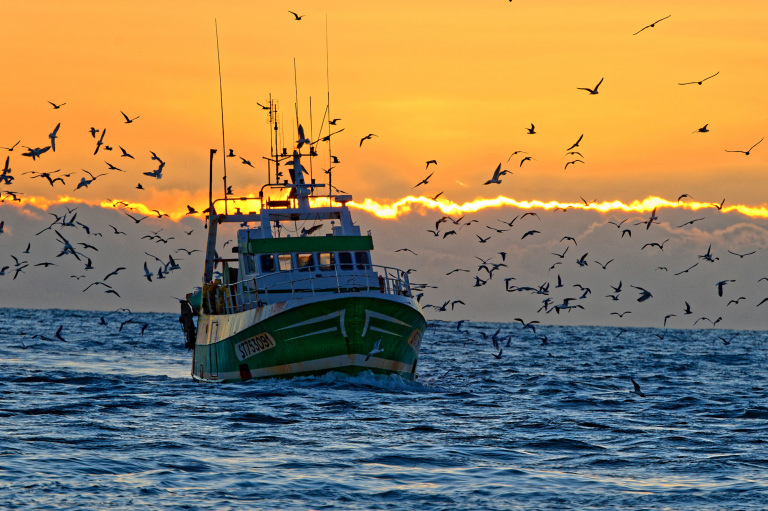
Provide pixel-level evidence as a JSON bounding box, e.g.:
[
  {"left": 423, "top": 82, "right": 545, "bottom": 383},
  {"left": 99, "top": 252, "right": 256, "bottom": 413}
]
[
  {"left": 2, "top": 10, "right": 767, "bottom": 380},
  {"left": 371, "top": 12, "right": 767, "bottom": 372},
  {"left": 0, "top": 102, "right": 212, "bottom": 341}
]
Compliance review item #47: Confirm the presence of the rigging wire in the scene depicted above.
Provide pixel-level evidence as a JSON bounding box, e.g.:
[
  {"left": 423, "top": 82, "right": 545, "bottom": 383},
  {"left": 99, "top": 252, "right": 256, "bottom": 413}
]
[{"left": 215, "top": 19, "right": 228, "bottom": 215}]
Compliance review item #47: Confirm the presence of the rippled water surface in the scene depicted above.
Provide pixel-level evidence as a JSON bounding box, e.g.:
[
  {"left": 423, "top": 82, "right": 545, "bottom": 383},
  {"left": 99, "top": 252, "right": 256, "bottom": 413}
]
[{"left": 1, "top": 307, "right": 767, "bottom": 510}]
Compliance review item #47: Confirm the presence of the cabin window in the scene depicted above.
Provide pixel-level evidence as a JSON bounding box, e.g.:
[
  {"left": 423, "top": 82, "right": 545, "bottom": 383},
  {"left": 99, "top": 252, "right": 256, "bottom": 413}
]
[
  {"left": 355, "top": 251, "right": 370, "bottom": 270},
  {"left": 243, "top": 254, "right": 256, "bottom": 274},
  {"left": 259, "top": 254, "right": 275, "bottom": 273},
  {"left": 338, "top": 252, "right": 353, "bottom": 271},
  {"left": 296, "top": 253, "right": 315, "bottom": 271},
  {"left": 278, "top": 253, "right": 293, "bottom": 271},
  {"left": 318, "top": 252, "right": 335, "bottom": 271}
]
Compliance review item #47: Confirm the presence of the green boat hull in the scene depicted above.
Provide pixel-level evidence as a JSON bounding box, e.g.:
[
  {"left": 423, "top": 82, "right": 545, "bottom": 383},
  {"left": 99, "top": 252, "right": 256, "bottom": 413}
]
[{"left": 191, "top": 293, "right": 426, "bottom": 382}]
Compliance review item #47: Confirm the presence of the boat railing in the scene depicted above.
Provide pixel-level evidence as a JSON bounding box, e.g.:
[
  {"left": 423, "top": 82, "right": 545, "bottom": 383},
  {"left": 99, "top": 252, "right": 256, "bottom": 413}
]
[{"left": 201, "top": 264, "right": 413, "bottom": 314}]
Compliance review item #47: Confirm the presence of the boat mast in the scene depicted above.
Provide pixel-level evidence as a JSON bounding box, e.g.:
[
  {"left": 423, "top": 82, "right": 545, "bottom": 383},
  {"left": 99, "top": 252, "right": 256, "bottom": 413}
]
[
  {"left": 215, "top": 19, "right": 228, "bottom": 215},
  {"left": 325, "top": 16, "right": 333, "bottom": 200}
]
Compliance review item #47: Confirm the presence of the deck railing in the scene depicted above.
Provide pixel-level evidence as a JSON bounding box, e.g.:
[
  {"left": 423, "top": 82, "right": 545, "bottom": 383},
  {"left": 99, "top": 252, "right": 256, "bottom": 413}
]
[{"left": 202, "top": 264, "right": 413, "bottom": 314}]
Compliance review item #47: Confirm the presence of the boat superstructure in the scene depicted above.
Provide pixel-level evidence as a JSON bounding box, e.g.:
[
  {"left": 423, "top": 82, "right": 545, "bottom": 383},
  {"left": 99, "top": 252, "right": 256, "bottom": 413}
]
[{"left": 182, "top": 99, "right": 425, "bottom": 382}]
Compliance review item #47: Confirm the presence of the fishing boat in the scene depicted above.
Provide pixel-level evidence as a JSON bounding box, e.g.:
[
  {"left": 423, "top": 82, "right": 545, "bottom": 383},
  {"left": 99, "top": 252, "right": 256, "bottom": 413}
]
[{"left": 179, "top": 101, "right": 426, "bottom": 382}]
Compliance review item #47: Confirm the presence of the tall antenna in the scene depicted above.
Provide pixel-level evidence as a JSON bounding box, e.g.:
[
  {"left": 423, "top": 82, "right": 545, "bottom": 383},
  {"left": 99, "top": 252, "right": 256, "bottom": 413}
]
[
  {"left": 215, "top": 19, "right": 228, "bottom": 214},
  {"left": 325, "top": 16, "right": 333, "bottom": 199},
  {"left": 293, "top": 58, "right": 299, "bottom": 132}
]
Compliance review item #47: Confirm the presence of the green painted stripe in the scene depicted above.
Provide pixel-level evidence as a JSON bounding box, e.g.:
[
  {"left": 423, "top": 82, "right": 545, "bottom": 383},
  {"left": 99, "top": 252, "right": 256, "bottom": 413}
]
[{"left": 246, "top": 235, "right": 373, "bottom": 254}]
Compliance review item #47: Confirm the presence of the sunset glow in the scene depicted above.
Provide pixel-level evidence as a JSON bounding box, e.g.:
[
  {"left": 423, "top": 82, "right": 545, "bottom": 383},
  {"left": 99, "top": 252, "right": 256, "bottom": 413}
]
[
  {"left": 6, "top": 193, "right": 768, "bottom": 223},
  {"left": 348, "top": 196, "right": 768, "bottom": 220}
]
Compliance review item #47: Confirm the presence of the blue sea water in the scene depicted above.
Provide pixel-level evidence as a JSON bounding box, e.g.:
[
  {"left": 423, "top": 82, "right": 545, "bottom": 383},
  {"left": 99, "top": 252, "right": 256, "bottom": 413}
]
[{"left": 1, "top": 308, "right": 767, "bottom": 510}]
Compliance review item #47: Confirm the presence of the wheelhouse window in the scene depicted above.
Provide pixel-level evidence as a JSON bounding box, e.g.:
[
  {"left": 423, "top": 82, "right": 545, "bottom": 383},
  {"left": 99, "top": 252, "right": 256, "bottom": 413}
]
[
  {"left": 243, "top": 254, "right": 256, "bottom": 274},
  {"left": 278, "top": 254, "right": 293, "bottom": 271},
  {"left": 355, "top": 251, "right": 370, "bottom": 270},
  {"left": 296, "top": 253, "right": 315, "bottom": 271},
  {"left": 318, "top": 252, "right": 335, "bottom": 271},
  {"left": 259, "top": 254, "right": 275, "bottom": 273},
  {"left": 338, "top": 252, "right": 353, "bottom": 271}
]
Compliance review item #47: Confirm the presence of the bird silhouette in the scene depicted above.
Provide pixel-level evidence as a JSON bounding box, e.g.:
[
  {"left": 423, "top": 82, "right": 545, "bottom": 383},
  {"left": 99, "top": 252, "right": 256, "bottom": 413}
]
[
  {"left": 483, "top": 163, "right": 509, "bottom": 185},
  {"left": 566, "top": 134, "right": 583, "bottom": 151},
  {"left": 679, "top": 71, "right": 719, "bottom": 85},
  {"left": 121, "top": 111, "right": 140, "bottom": 123},
  {"left": 413, "top": 171, "right": 434, "bottom": 188},
  {"left": 48, "top": 123, "right": 61, "bottom": 151},
  {"left": 633, "top": 14, "right": 671, "bottom": 35},
  {"left": 577, "top": 77, "right": 603, "bottom": 94},
  {"left": 93, "top": 129, "right": 106, "bottom": 155},
  {"left": 725, "top": 137, "right": 763, "bottom": 155},
  {"left": 359, "top": 133, "right": 377, "bottom": 146},
  {"left": 564, "top": 159, "right": 584, "bottom": 169},
  {"left": 693, "top": 124, "right": 709, "bottom": 133}
]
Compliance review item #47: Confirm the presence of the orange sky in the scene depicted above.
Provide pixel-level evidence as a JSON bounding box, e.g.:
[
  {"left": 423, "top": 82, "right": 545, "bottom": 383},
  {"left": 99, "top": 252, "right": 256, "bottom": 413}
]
[{"left": 2, "top": 1, "right": 767, "bottom": 212}]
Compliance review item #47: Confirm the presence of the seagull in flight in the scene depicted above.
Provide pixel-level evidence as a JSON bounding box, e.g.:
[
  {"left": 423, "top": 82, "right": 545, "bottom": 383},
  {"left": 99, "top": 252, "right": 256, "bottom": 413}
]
[
  {"left": 566, "top": 134, "right": 583, "bottom": 151},
  {"left": 631, "top": 285, "right": 653, "bottom": 302},
  {"left": 22, "top": 146, "right": 51, "bottom": 160},
  {"left": 514, "top": 317, "right": 539, "bottom": 333},
  {"left": 630, "top": 378, "right": 645, "bottom": 397},
  {"left": 359, "top": 133, "right": 377, "bottom": 146},
  {"left": 121, "top": 111, "right": 140, "bottom": 123},
  {"left": 483, "top": 163, "right": 508, "bottom": 185},
  {"left": 296, "top": 124, "right": 310, "bottom": 148},
  {"left": 716, "top": 280, "right": 735, "bottom": 297},
  {"left": 727, "top": 249, "right": 756, "bottom": 258},
  {"left": 93, "top": 129, "right": 106, "bottom": 155},
  {"left": 507, "top": 150, "right": 528, "bottom": 162},
  {"left": 725, "top": 137, "right": 763, "bottom": 155},
  {"left": 288, "top": 10, "right": 304, "bottom": 20},
  {"left": 677, "top": 217, "right": 704, "bottom": 228},
  {"left": 143, "top": 262, "right": 153, "bottom": 282},
  {"left": 564, "top": 159, "right": 584, "bottom": 170},
  {"left": 643, "top": 207, "right": 658, "bottom": 230},
  {"left": 674, "top": 262, "right": 699, "bottom": 276},
  {"left": 365, "top": 337, "right": 384, "bottom": 361},
  {"left": 48, "top": 101, "right": 66, "bottom": 109},
  {"left": 679, "top": 71, "right": 719, "bottom": 85},
  {"left": 426, "top": 159, "right": 437, "bottom": 169},
  {"left": 633, "top": 14, "right": 671, "bottom": 35},
  {"left": 413, "top": 171, "right": 434, "bottom": 188},
  {"left": 1, "top": 140, "right": 20, "bottom": 151},
  {"left": 577, "top": 77, "right": 603, "bottom": 95},
  {"left": 526, "top": 123, "right": 536, "bottom": 134},
  {"left": 49, "top": 123, "right": 61, "bottom": 152}
]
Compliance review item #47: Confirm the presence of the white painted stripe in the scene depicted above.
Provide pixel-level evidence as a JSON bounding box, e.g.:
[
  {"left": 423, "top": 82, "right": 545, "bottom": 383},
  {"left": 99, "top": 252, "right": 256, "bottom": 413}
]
[
  {"left": 275, "top": 310, "right": 343, "bottom": 331},
  {"left": 339, "top": 309, "right": 347, "bottom": 338},
  {"left": 284, "top": 326, "right": 338, "bottom": 342},
  {"left": 362, "top": 309, "right": 411, "bottom": 336},
  {"left": 368, "top": 326, "right": 399, "bottom": 336}
]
